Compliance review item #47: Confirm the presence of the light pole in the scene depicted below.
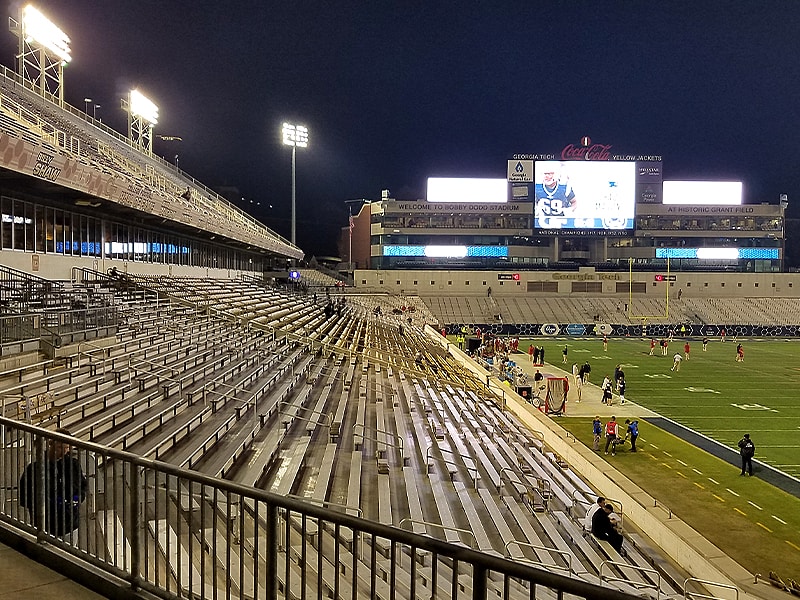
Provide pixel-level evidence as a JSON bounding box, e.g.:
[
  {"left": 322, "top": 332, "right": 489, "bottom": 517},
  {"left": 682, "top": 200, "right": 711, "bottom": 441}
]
[
  {"left": 282, "top": 122, "right": 308, "bottom": 247},
  {"left": 83, "top": 97, "right": 91, "bottom": 114},
  {"left": 93, "top": 103, "right": 100, "bottom": 120}
]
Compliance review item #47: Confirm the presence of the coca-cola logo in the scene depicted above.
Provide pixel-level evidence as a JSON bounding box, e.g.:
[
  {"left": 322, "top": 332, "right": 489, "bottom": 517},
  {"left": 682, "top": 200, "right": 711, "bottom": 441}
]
[{"left": 561, "top": 143, "right": 612, "bottom": 161}]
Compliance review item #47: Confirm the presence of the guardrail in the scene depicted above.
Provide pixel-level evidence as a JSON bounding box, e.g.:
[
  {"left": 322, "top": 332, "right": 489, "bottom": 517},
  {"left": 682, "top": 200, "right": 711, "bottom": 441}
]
[{"left": 0, "top": 418, "right": 647, "bottom": 600}]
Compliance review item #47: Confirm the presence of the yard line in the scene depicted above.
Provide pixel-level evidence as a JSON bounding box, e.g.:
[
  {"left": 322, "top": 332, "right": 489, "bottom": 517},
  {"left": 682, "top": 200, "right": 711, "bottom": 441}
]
[
  {"left": 677, "top": 459, "right": 688, "bottom": 466},
  {"left": 726, "top": 488, "right": 740, "bottom": 497},
  {"left": 747, "top": 501, "right": 763, "bottom": 510},
  {"left": 756, "top": 522, "right": 772, "bottom": 533},
  {"left": 693, "top": 482, "right": 705, "bottom": 490},
  {"left": 734, "top": 507, "right": 747, "bottom": 516},
  {"left": 649, "top": 444, "right": 659, "bottom": 449},
  {"left": 707, "top": 477, "right": 719, "bottom": 484},
  {"left": 713, "top": 494, "right": 726, "bottom": 502},
  {"left": 787, "top": 541, "right": 800, "bottom": 552},
  {"left": 692, "top": 468, "right": 703, "bottom": 475},
  {"left": 663, "top": 451, "right": 672, "bottom": 457},
  {"left": 771, "top": 515, "right": 787, "bottom": 525},
  {"left": 661, "top": 463, "right": 673, "bottom": 469}
]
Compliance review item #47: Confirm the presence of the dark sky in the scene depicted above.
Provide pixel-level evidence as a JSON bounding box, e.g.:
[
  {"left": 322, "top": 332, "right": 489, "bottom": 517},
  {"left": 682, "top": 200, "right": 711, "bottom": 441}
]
[{"left": 6, "top": 1, "right": 800, "bottom": 257}]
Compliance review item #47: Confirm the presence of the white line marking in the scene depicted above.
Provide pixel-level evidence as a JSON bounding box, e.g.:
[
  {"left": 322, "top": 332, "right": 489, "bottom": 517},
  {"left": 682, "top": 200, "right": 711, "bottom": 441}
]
[
  {"left": 677, "top": 459, "right": 688, "bottom": 466},
  {"left": 692, "top": 468, "right": 703, "bottom": 475},
  {"left": 726, "top": 488, "right": 739, "bottom": 497},
  {"left": 747, "top": 501, "right": 762, "bottom": 510},
  {"left": 772, "top": 515, "right": 787, "bottom": 525},
  {"left": 708, "top": 478, "right": 719, "bottom": 485}
]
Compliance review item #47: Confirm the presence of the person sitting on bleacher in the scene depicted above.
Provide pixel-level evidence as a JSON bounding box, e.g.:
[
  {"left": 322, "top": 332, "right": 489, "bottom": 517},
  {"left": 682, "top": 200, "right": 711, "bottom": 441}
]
[
  {"left": 592, "top": 503, "right": 626, "bottom": 555},
  {"left": 583, "top": 496, "right": 605, "bottom": 532}
]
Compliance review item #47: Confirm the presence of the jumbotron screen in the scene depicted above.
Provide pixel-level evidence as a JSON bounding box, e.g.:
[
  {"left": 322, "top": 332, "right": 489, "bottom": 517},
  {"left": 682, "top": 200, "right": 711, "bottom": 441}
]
[{"left": 533, "top": 161, "right": 636, "bottom": 232}]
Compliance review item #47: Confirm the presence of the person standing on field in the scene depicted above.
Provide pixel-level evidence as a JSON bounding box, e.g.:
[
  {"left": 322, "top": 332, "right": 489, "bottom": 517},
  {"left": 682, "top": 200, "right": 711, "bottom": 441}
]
[
  {"left": 738, "top": 433, "right": 755, "bottom": 476},
  {"left": 671, "top": 352, "right": 682, "bottom": 372},
  {"left": 592, "top": 417, "right": 602, "bottom": 451}
]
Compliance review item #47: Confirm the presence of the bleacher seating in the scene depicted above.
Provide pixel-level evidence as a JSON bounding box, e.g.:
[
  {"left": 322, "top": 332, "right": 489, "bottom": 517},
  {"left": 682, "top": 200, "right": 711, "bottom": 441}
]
[{"left": 0, "top": 272, "right": 717, "bottom": 599}]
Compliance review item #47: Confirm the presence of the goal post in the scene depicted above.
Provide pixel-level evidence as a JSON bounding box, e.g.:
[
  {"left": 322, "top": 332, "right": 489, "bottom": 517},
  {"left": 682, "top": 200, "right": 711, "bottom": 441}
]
[{"left": 627, "top": 257, "right": 670, "bottom": 323}]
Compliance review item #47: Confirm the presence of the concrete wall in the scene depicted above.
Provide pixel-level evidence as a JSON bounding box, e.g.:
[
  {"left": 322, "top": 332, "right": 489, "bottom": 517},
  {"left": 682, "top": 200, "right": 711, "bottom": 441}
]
[{"left": 355, "top": 268, "right": 800, "bottom": 298}]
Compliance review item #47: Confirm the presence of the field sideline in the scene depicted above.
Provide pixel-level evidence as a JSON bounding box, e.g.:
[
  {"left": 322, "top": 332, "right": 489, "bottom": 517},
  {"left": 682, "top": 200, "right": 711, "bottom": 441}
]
[
  {"left": 520, "top": 336, "right": 800, "bottom": 578},
  {"left": 544, "top": 336, "right": 800, "bottom": 477}
]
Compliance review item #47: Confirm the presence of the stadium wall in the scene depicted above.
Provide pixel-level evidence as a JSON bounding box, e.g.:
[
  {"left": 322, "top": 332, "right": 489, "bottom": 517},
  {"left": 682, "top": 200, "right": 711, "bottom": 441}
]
[{"left": 355, "top": 268, "right": 800, "bottom": 298}]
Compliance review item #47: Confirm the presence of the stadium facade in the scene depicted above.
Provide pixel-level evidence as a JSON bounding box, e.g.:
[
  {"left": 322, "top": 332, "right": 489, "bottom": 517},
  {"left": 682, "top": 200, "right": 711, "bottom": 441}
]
[
  {"left": 0, "top": 51, "right": 300, "bottom": 281},
  {"left": 343, "top": 150, "right": 785, "bottom": 275}
]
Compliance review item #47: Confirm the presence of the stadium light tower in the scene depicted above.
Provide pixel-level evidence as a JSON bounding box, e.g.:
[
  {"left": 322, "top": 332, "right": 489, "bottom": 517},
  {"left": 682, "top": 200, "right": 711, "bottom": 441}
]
[
  {"left": 9, "top": 4, "right": 72, "bottom": 103},
  {"left": 282, "top": 122, "right": 308, "bottom": 247},
  {"left": 122, "top": 89, "right": 159, "bottom": 155}
]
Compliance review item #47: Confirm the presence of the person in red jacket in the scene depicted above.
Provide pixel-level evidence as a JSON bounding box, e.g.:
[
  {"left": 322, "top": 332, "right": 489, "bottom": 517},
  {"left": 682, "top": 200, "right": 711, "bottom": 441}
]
[{"left": 604, "top": 416, "right": 619, "bottom": 456}]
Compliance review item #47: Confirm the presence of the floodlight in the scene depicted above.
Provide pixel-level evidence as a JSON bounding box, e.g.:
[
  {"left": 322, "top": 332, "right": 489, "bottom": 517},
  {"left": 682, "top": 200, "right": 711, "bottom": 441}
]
[
  {"left": 21, "top": 5, "right": 71, "bottom": 63},
  {"left": 282, "top": 123, "right": 308, "bottom": 148},
  {"left": 281, "top": 122, "right": 309, "bottom": 248},
  {"left": 130, "top": 89, "right": 159, "bottom": 125}
]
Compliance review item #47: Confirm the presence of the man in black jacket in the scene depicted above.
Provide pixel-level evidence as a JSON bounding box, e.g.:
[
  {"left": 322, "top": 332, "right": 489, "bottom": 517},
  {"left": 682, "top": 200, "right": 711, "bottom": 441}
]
[
  {"left": 592, "top": 503, "right": 625, "bottom": 554},
  {"left": 738, "top": 433, "right": 755, "bottom": 476},
  {"left": 19, "top": 429, "right": 87, "bottom": 538}
]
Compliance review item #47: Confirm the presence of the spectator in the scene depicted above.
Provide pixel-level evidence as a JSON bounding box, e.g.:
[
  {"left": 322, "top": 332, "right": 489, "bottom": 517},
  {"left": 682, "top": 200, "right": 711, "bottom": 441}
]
[
  {"left": 584, "top": 496, "right": 605, "bottom": 531},
  {"left": 19, "top": 429, "right": 87, "bottom": 539},
  {"left": 592, "top": 503, "right": 625, "bottom": 554}
]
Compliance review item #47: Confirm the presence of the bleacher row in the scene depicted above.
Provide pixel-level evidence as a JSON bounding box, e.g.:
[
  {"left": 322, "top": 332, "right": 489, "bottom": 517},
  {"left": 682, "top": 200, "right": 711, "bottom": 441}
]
[
  {"left": 0, "top": 274, "right": 697, "bottom": 599},
  {"left": 0, "top": 71, "right": 292, "bottom": 253},
  {"left": 425, "top": 294, "right": 800, "bottom": 326}
]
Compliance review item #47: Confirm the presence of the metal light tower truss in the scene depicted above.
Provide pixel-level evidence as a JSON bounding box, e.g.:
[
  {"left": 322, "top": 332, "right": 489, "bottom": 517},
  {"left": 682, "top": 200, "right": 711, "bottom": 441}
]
[
  {"left": 8, "top": 5, "right": 72, "bottom": 103},
  {"left": 122, "top": 89, "right": 159, "bottom": 155}
]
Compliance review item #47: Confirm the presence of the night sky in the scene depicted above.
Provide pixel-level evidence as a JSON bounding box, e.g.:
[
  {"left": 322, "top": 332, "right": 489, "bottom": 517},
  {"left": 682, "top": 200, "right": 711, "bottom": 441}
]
[{"left": 6, "top": 1, "right": 800, "bottom": 258}]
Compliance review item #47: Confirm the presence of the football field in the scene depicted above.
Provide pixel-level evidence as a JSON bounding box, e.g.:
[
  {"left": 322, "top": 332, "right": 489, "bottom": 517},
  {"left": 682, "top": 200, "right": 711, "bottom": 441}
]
[
  {"left": 550, "top": 336, "right": 800, "bottom": 477},
  {"left": 529, "top": 336, "right": 800, "bottom": 577}
]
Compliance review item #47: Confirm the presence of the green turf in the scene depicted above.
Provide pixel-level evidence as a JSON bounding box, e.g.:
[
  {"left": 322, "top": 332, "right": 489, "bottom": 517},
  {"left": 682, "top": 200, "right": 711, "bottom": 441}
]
[{"left": 530, "top": 336, "right": 800, "bottom": 577}]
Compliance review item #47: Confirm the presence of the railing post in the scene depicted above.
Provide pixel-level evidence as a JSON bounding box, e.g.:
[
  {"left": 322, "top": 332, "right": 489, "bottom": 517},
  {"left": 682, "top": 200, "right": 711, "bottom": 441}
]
[
  {"left": 129, "top": 463, "right": 142, "bottom": 591},
  {"left": 472, "top": 564, "right": 487, "bottom": 600},
  {"left": 266, "top": 502, "right": 278, "bottom": 600}
]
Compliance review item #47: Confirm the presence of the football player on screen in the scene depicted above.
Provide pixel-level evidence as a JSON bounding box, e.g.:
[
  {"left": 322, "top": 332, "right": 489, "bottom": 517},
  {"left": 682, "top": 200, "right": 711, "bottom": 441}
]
[{"left": 534, "top": 162, "right": 578, "bottom": 228}]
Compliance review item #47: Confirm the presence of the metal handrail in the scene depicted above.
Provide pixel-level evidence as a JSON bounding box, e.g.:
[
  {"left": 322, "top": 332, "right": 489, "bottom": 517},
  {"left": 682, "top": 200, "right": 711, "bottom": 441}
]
[
  {"left": 600, "top": 560, "right": 661, "bottom": 597},
  {"left": 399, "top": 518, "right": 476, "bottom": 548},
  {"left": 505, "top": 539, "right": 573, "bottom": 574},
  {"left": 684, "top": 577, "right": 738, "bottom": 600}
]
